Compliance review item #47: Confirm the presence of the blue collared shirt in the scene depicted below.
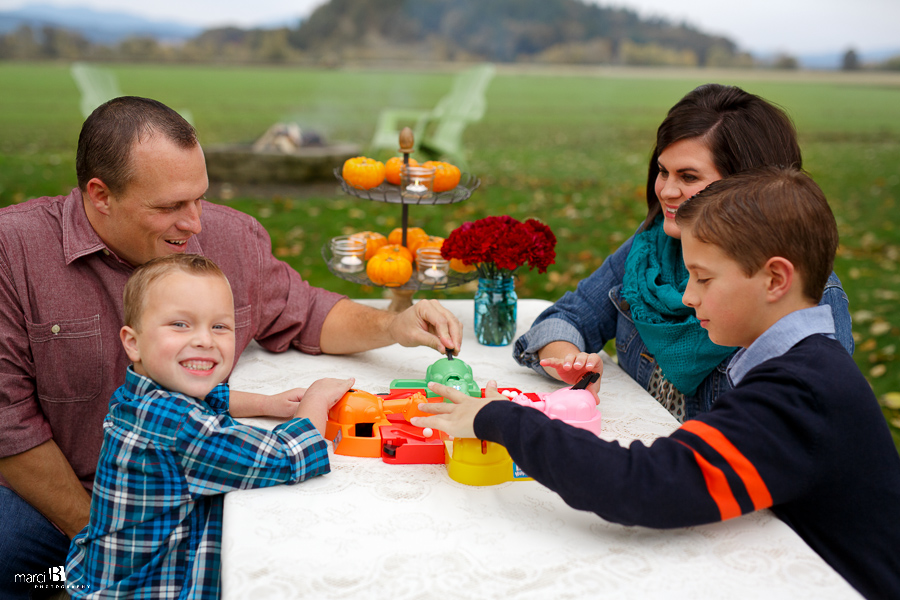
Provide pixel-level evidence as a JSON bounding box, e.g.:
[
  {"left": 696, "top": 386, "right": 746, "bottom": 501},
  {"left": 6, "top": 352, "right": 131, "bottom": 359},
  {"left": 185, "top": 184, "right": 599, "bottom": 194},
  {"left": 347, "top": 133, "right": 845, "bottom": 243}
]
[
  {"left": 727, "top": 305, "right": 837, "bottom": 387},
  {"left": 66, "top": 367, "right": 330, "bottom": 599}
]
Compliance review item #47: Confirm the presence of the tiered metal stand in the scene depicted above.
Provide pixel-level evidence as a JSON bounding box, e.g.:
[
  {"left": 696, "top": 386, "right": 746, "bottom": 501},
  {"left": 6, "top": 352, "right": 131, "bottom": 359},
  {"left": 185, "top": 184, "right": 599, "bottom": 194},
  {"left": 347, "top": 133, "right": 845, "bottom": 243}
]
[{"left": 326, "top": 127, "right": 480, "bottom": 311}]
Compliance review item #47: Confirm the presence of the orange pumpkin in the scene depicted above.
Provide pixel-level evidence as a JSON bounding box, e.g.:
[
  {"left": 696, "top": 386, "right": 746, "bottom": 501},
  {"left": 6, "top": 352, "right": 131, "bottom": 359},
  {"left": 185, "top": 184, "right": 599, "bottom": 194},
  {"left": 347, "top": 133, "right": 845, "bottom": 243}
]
[
  {"left": 388, "top": 227, "right": 428, "bottom": 252},
  {"left": 375, "top": 243, "right": 414, "bottom": 263},
  {"left": 349, "top": 231, "right": 388, "bottom": 260},
  {"left": 413, "top": 235, "right": 444, "bottom": 256},
  {"left": 423, "top": 161, "right": 461, "bottom": 192},
  {"left": 342, "top": 157, "right": 385, "bottom": 190},
  {"left": 366, "top": 254, "right": 413, "bottom": 287},
  {"left": 449, "top": 258, "right": 477, "bottom": 273},
  {"left": 384, "top": 157, "right": 419, "bottom": 186}
]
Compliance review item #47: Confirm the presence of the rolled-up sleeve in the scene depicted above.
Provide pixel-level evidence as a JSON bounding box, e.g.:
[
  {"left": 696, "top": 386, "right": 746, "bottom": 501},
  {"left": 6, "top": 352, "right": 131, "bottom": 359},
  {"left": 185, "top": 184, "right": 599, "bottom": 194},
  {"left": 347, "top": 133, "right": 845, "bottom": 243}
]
[
  {"left": 176, "top": 408, "right": 330, "bottom": 497},
  {"left": 0, "top": 250, "right": 52, "bottom": 458},
  {"left": 197, "top": 203, "right": 346, "bottom": 357}
]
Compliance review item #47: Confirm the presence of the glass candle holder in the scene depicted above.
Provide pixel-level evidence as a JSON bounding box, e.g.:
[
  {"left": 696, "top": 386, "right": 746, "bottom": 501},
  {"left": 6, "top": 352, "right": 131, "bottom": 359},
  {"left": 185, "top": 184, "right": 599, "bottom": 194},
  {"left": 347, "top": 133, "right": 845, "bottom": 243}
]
[
  {"left": 400, "top": 164, "right": 436, "bottom": 202},
  {"left": 330, "top": 235, "right": 366, "bottom": 273},
  {"left": 416, "top": 247, "right": 449, "bottom": 285}
]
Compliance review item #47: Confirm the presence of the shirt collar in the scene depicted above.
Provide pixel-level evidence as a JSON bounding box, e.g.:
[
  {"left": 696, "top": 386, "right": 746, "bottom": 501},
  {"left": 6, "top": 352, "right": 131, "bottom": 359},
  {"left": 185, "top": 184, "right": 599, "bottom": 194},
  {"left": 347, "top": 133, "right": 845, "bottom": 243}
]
[
  {"left": 123, "top": 364, "right": 229, "bottom": 405},
  {"left": 726, "top": 305, "right": 836, "bottom": 387},
  {"left": 63, "top": 188, "right": 109, "bottom": 265},
  {"left": 62, "top": 188, "right": 205, "bottom": 266}
]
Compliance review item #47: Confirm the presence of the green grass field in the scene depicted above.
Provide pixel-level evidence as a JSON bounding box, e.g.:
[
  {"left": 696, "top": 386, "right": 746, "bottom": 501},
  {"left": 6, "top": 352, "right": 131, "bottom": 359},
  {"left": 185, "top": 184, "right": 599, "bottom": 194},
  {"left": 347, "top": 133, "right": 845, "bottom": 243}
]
[{"left": 1, "top": 62, "right": 898, "bottom": 447}]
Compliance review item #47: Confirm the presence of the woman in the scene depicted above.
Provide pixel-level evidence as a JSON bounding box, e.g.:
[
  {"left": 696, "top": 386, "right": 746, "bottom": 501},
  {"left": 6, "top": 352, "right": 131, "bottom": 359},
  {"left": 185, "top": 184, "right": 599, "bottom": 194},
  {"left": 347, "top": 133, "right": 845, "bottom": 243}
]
[{"left": 513, "top": 83, "right": 853, "bottom": 422}]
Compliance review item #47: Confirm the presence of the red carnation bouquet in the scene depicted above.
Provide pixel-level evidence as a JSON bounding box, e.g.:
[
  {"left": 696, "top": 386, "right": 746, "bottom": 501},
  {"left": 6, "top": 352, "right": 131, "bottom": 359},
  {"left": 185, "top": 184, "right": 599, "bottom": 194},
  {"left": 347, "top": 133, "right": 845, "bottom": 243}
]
[{"left": 441, "top": 215, "right": 556, "bottom": 279}]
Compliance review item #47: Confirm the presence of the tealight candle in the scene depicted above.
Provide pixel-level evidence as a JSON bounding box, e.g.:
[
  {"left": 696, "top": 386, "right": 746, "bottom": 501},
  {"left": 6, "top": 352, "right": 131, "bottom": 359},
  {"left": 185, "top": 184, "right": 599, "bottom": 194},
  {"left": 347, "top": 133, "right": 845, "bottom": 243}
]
[
  {"left": 400, "top": 165, "right": 436, "bottom": 201},
  {"left": 330, "top": 236, "right": 366, "bottom": 273},
  {"left": 416, "top": 247, "right": 449, "bottom": 284},
  {"left": 406, "top": 178, "right": 427, "bottom": 193}
]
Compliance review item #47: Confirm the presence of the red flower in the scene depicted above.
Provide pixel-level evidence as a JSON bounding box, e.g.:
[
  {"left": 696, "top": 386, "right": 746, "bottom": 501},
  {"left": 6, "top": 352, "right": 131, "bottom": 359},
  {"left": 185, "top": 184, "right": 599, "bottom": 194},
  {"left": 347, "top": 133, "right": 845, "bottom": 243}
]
[{"left": 442, "top": 216, "right": 556, "bottom": 278}]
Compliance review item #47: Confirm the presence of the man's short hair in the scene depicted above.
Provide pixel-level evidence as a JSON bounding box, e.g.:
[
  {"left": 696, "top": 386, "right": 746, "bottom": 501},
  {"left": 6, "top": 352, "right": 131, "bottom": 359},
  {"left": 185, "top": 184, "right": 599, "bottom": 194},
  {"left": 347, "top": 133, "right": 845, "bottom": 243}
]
[
  {"left": 124, "top": 254, "right": 227, "bottom": 330},
  {"left": 675, "top": 167, "right": 839, "bottom": 302},
  {"left": 76, "top": 96, "right": 197, "bottom": 196}
]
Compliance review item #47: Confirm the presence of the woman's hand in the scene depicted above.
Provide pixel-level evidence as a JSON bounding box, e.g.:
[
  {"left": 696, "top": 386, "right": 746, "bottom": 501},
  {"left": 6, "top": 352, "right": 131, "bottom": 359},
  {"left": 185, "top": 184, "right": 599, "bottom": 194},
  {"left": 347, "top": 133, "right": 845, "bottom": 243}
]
[
  {"left": 411, "top": 381, "right": 505, "bottom": 438},
  {"left": 539, "top": 351, "right": 603, "bottom": 404}
]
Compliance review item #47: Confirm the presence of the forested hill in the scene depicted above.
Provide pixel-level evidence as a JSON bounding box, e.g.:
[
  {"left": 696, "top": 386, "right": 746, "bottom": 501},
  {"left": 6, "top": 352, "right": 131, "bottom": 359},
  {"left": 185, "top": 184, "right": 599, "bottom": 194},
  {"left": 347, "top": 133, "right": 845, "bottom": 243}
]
[{"left": 286, "top": 0, "right": 746, "bottom": 67}]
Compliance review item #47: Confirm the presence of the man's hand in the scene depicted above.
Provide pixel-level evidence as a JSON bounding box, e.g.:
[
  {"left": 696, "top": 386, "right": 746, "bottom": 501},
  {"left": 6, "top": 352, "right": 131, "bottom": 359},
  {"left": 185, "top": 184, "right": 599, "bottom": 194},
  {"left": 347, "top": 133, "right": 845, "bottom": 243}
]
[
  {"left": 410, "top": 380, "right": 505, "bottom": 438},
  {"left": 0, "top": 441, "right": 91, "bottom": 539},
  {"left": 387, "top": 299, "right": 463, "bottom": 354},
  {"left": 320, "top": 299, "right": 462, "bottom": 355}
]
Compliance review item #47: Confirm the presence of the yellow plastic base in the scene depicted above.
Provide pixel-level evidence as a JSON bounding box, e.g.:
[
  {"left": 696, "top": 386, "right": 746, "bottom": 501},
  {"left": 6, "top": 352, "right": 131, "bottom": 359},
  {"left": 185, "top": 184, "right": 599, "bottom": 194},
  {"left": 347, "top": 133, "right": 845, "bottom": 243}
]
[{"left": 444, "top": 438, "right": 533, "bottom": 486}]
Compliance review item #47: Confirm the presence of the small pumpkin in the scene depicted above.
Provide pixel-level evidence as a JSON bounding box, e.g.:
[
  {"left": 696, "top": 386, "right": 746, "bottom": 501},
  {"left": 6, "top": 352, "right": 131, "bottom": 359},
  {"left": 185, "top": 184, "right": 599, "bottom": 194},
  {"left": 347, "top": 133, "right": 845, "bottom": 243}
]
[
  {"left": 423, "top": 160, "right": 461, "bottom": 192},
  {"left": 342, "top": 156, "right": 385, "bottom": 190},
  {"left": 349, "top": 231, "right": 388, "bottom": 260},
  {"left": 366, "top": 254, "right": 413, "bottom": 287},
  {"left": 375, "top": 243, "right": 414, "bottom": 263},
  {"left": 449, "top": 258, "right": 477, "bottom": 273},
  {"left": 388, "top": 227, "right": 429, "bottom": 252},
  {"left": 384, "top": 156, "right": 419, "bottom": 186},
  {"left": 413, "top": 235, "right": 444, "bottom": 256}
]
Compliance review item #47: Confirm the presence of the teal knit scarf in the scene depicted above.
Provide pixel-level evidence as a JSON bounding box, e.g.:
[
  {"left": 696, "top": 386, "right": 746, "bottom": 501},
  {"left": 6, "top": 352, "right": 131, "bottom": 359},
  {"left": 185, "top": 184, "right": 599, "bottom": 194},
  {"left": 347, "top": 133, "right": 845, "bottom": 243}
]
[{"left": 620, "top": 216, "right": 736, "bottom": 396}]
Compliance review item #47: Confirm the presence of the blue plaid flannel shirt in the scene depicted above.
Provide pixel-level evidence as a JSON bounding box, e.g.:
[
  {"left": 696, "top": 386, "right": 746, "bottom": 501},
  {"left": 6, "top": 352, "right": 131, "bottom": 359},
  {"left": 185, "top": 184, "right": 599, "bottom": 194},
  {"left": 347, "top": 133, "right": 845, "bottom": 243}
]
[{"left": 66, "top": 366, "right": 330, "bottom": 599}]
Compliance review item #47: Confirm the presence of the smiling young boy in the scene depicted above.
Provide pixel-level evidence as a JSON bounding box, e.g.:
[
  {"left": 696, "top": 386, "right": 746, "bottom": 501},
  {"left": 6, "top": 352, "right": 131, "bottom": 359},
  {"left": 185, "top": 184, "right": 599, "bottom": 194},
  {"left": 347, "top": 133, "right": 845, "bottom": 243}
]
[
  {"left": 414, "top": 167, "right": 900, "bottom": 599},
  {"left": 65, "top": 254, "right": 354, "bottom": 598}
]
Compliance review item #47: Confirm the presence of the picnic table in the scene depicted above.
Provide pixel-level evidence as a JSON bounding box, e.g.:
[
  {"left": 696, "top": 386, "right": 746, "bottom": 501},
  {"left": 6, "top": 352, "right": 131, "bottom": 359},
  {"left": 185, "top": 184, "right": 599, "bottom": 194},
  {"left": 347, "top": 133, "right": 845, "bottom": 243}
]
[{"left": 222, "top": 299, "right": 859, "bottom": 600}]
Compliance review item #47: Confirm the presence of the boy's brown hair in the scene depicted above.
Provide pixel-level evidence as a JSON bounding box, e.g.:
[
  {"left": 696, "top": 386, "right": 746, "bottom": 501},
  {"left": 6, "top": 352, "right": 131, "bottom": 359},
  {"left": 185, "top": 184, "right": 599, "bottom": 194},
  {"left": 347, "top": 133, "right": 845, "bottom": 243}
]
[
  {"left": 675, "top": 167, "right": 839, "bottom": 302},
  {"left": 123, "top": 254, "right": 227, "bottom": 330}
]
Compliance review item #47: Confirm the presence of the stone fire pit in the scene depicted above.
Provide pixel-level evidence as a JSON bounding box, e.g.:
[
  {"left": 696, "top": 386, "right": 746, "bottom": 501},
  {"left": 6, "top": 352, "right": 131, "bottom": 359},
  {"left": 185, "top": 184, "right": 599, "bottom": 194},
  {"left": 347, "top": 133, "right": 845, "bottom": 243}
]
[{"left": 204, "top": 123, "right": 360, "bottom": 184}]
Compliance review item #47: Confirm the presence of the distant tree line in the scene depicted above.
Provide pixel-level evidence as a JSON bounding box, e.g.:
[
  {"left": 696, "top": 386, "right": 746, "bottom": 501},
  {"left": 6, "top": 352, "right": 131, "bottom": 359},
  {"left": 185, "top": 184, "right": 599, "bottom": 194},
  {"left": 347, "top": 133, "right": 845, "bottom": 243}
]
[{"left": 1, "top": 0, "right": 899, "bottom": 70}]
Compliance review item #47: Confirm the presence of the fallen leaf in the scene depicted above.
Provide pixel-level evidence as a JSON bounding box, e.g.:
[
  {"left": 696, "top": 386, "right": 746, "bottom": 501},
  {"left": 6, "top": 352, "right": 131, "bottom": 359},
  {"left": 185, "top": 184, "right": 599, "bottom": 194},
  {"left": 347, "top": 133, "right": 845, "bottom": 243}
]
[
  {"left": 883, "top": 392, "right": 900, "bottom": 410},
  {"left": 870, "top": 321, "right": 892, "bottom": 336},
  {"left": 858, "top": 338, "right": 877, "bottom": 352},
  {"left": 870, "top": 364, "right": 887, "bottom": 378},
  {"left": 853, "top": 310, "right": 874, "bottom": 324}
]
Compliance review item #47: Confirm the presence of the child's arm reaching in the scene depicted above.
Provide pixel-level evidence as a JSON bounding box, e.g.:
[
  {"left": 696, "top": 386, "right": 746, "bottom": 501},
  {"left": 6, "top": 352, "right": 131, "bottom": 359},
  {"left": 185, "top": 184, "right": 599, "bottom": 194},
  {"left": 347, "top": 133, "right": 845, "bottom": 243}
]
[
  {"left": 411, "top": 381, "right": 505, "bottom": 438},
  {"left": 229, "top": 388, "right": 307, "bottom": 419},
  {"left": 171, "top": 378, "right": 354, "bottom": 497},
  {"left": 292, "top": 377, "right": 355, "bottom": 435}
]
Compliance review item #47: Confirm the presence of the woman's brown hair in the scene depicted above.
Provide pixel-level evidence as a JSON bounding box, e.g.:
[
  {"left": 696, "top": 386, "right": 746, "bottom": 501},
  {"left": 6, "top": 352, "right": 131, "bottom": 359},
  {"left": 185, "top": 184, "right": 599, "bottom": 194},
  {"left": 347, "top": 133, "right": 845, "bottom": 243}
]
[{"left": 642, "top": 84, "right": 802, "bottom": 231}]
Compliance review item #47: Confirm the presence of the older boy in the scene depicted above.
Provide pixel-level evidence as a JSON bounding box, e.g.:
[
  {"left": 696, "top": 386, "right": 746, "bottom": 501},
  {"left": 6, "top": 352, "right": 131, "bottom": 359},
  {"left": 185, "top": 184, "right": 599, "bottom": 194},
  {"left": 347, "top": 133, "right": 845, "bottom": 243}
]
[
  {"left": 414, "top": 168, "right": 900, "bottom": 599},
  {"left": 65, "top": 254, "right": 353, "bottom": 598}
]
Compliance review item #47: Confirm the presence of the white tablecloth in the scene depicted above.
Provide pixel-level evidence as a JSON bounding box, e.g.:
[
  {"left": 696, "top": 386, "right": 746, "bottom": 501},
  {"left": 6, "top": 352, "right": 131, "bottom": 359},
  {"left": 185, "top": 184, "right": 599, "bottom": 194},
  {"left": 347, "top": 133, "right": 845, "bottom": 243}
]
[{"left": 223, "top": 299, "right": 858, "bottom": 599}]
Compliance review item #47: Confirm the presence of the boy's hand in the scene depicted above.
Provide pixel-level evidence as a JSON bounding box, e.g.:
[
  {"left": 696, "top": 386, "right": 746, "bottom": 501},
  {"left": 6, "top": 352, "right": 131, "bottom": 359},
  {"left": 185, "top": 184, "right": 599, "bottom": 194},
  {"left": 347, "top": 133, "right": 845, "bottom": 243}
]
[
  {"left": 410, "top": 381, "right": 505, "bottom": 439},
  {"left": 292, "top": 377, "right": 355, "bottom": 434},
  {"left": 265, "top": 388, "right": 306, "bottom": 418},
  {"left": 539, "top": 352, "right": 603, "bottom": 404}
]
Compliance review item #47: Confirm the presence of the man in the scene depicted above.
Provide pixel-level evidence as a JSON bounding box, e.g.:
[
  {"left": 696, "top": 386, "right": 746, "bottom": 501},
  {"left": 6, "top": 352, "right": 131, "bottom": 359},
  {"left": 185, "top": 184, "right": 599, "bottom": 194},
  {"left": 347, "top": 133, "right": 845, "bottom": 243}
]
[{"left": 0, "top": 96, "right": 462, "bottom": 596}]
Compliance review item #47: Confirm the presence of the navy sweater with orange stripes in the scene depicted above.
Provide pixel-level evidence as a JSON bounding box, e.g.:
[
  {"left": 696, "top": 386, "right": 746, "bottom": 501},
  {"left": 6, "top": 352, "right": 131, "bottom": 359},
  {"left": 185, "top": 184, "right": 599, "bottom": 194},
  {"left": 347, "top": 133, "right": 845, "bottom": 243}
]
[{"left": 476, "top": 334, "right": 900, "bottom": 599}]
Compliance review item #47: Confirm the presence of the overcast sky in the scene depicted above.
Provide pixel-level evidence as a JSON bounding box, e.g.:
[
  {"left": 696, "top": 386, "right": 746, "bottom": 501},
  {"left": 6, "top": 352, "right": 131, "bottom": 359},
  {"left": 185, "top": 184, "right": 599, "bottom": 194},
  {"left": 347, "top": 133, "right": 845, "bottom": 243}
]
[{"left": 2, "top": 0, "right": 899, "bottom": 56}]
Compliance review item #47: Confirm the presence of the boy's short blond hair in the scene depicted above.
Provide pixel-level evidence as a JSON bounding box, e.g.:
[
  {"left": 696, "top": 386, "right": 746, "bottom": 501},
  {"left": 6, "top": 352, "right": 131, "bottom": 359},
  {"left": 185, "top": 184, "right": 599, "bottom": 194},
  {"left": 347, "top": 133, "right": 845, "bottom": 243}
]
[
  {"left": 675, "top": 167, "right": 839, "bottom": 302},
  {"left": 123, "top": 254, "right": 227, "bottom": 330}
]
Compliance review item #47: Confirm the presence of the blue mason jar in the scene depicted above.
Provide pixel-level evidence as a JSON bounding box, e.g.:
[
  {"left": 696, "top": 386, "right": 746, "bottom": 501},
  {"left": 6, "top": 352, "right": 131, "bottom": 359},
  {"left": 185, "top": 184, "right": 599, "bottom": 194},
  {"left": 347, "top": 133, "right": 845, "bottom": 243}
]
[{"left": 474, "top": 275, "right": 517, "bottom": 346}]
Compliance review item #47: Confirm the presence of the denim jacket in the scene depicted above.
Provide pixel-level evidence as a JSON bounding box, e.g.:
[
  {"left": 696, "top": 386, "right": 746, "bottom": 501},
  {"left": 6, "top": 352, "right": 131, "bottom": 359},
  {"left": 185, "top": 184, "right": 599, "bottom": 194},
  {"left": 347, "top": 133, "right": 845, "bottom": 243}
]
[{"left": 513, "top": 235, "right": 855, "bottom": 420}]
